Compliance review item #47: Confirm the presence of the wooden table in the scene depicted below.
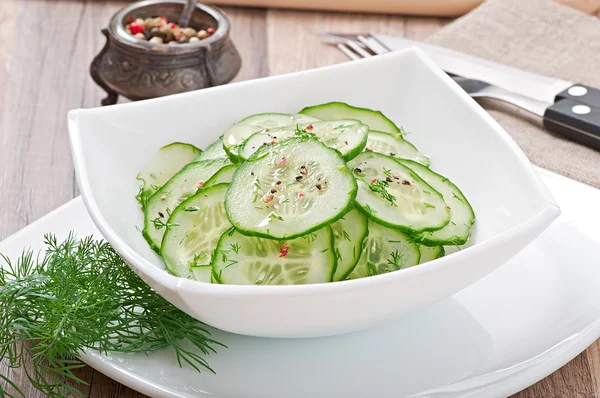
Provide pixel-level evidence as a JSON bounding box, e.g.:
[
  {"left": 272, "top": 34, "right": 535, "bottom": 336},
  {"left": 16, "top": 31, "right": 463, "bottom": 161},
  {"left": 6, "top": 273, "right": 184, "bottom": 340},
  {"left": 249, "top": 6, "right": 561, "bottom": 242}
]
[{"left": 1, "top": 0, "right": 600, "bottom": 396}]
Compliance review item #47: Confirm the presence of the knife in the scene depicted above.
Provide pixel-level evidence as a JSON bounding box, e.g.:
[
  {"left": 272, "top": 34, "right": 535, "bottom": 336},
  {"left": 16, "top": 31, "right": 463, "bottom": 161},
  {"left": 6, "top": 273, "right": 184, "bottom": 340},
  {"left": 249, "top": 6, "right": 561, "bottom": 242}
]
[{"left": 338, "top": 34, "right": 600, "bottom": 151}]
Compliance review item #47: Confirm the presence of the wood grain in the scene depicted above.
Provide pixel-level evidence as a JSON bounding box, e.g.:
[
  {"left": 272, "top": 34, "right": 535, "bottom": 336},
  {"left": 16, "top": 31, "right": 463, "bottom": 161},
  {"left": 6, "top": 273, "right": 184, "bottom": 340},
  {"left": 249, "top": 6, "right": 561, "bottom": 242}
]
[{"left": 0, "top": 0, "right": 599, "bottom": 396}]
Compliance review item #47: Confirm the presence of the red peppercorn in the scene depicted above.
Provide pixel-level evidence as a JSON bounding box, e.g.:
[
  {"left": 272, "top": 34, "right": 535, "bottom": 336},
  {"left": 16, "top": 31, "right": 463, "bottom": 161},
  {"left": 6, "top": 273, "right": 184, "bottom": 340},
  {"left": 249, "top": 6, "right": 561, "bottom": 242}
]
[
  {"left": 279, "top": 243, "right": 289, "bottom": 258},
  {"left": 207, "top": 27, "right": 216, "bottom": 34},
  {"left": 160, "top": 16, "right": 168, "bottom": 23},
  {"left": 371, "top": 178, "right": 377, "bottom": 183},
  {"left": 168, "top": 22, "right": 178, "bottom": 29},
  {"left": 129, "top": 22, "right": 144, "bottom": 35}
]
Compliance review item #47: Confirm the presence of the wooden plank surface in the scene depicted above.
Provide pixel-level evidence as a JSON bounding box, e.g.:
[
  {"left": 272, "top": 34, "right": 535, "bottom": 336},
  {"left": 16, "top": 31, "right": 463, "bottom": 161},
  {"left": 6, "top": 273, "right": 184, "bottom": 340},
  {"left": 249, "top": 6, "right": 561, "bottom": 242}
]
[{"left": 0, "top": 0, "right": 599, "bottom": 396}]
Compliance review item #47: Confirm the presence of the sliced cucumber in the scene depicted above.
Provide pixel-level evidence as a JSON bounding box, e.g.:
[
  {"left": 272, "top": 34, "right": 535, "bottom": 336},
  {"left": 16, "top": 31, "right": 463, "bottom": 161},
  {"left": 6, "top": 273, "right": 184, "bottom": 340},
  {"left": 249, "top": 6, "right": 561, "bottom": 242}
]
[
  {"left": 161, "top": 184, "right": 231, "bottom": 279},
  {"left": 222, "top": 113, "right": 319, "bottom": 163},
  {"left": 225, "top": 137, "right": 357, "bottom": 240},
  {"left": 331, "top": 208, "right": 368, "bottom": 281},
  {"left": 399, "top": 160, "right": 475, "bottom": 246},
  {"left": 238, "top": 119, "right": 368, "bottom": 162},
  {"left": 299, "top": 102, "right": 401, "bottom": 136},
  {"left": 191, "top": 265, "right": 213, "bottom": 283},
  {"left": 143, "top": 159, "right": 231, "bottom": 252},
  {"left": 418, "top": 245, "right": 445, "bottom": 264},
  {"left": 348, "top": 152, "right": 450, "bottom": 233},
  {"left": 194, "top": 136, "right": 227, "bottom": 162},
  {"left": 205, "top": 164, "right": 237, "bottom": 187},
  {"left": 366, "top": 131, "right": 430, "bottom": 166},
  {"left": 135, "top": 142, "right": 201, "bottom": 209},
  {"left": 213, "top": 227, "right": 335, "bottom": 285},
  {"left": 347, "top": 221, "right": 420, "bottom": 279}
]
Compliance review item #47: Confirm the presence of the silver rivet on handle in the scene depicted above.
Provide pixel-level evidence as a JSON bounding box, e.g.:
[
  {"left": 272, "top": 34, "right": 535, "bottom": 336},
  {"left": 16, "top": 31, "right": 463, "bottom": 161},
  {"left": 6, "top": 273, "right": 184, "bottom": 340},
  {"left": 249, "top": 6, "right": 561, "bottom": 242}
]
[
  {"left": 568, "top": 86, "right": 588, "bottom": 97},
  {"left": 572, "top": 104, "right": 591, "bottom": 115}
]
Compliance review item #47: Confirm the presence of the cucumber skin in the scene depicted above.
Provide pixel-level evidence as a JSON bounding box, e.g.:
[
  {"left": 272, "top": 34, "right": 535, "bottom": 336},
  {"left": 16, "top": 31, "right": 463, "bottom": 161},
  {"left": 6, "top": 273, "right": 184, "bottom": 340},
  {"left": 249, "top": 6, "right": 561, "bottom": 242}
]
[
  {"left": 368, "top": 130, "right": 430, "bottom": 167},
  {"left": 160, "top": 183, "right": 230, "bottom": 276},
  {"left": 332, "top": 209, "right": 369, "bottom": 281},
  {"left": 352, "top": 154, "right": 450, "bottom": 234},
  {"left": 136, "top": 142, "right": 202, "bottom": 210},
  {"left": 212, "top": 226, "right": 336, "bottom": 285},
  {"left": 400, "top": 159, "right": 475, "bottom": 247},
  {"left": 238, "top": 121, "right": 368, "bottom": 162},
  {"left": 193, "top": 136, "right": 225, "bottom": 162},
  {"left": 225, "top": 136, "right": 358, "bottom": 240},
  {"left": 223, "top": 143, "right": 242, "bottom": 164},
  {"left": 328, "top": 225, "right": 338, "bottom": 282},
  {"left": 418, "top": 245, "right": 445, "bottom": 264},
  {"left": 345, "top": 221, "right": 421, "bottom": 280},
  {"left": 205, "top": 164, "right": 237, "bottom": 187},
  {"left": 142, "top": 159, "right": 230, "bottom": 253},
  {"left": 299, "top": 102, "right": 402, "bottom": 137}
]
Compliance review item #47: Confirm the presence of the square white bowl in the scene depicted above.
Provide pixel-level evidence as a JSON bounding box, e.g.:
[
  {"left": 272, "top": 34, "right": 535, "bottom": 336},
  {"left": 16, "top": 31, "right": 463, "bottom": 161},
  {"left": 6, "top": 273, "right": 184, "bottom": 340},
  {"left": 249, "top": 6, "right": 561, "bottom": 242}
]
[{"left": 68, "top": 48, "right": 560, "bottom": 338}]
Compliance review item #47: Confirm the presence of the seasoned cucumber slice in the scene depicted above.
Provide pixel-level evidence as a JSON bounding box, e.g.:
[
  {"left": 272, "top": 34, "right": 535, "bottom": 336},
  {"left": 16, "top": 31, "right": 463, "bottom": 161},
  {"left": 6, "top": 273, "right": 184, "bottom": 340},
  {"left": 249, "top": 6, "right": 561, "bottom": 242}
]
[
  {"left": 194, "top": 136, "right": 227, "bottom": 161},
  {"left": 238, "top": 119, "right": 368, "bottom": 162},
  {"left": 225, "top": 137, "right": 357, "bottom": 240},
  {"left": 213, "top": 227, "right": 335, "bottom": 285},
  {"left": 347, "top": 221, "right": 420, "bottom": 279},
  {"left": 348, "top": 152, "right": 450, "bottom": 233},
  {"left": 161, "top": 184, "right": 231, "bottom": 279},
  {"left": 205, "top": 164, "right": 237, "bottom": 187},
  {"left": 191, "top": 265, "right": 213, "bottom": 283},
  {"left": 143, "top": 159, "right": 231, "bottom": 252},
  {"left": 399, "top": 160, "right": 475, "bottom": 246},
  {"left": 331, "top": 208, "right": 368, "bottom": 281},
  {"left": 367, "top": 131, "right": 430, "bottom": 166},
  {"left": 299, "top": 102, "right": 401, "bottom": 136},
  {"left": 223, "top": 113, "right": 319, "bottom": 162},
  {"left": 135, "top": 142, "right": 201, "bottom": 209},
  {"left": 418, "top": 245, "right": 445, "bottom": 264}
]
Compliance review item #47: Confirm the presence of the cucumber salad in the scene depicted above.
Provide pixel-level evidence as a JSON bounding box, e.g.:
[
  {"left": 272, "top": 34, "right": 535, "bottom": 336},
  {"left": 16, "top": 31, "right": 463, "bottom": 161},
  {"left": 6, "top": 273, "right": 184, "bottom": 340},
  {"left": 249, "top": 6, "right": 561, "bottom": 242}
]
[{"left": 135, "top": 102, "right": 475, "bottom": 285}]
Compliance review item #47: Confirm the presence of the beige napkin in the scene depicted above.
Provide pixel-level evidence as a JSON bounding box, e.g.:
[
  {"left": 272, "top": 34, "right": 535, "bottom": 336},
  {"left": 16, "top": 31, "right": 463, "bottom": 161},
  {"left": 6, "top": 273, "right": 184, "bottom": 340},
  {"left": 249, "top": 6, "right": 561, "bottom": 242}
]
[{"left": 426, "top": 0, "right": 600, "bottom": 188}]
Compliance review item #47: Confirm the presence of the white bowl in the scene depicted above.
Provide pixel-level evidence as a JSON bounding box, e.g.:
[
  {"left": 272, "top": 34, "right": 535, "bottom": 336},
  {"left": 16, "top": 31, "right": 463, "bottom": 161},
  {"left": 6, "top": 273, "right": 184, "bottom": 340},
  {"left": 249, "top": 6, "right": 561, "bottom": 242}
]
[{"left": 68, "top": 48, "right": 560, "bottom": 338}]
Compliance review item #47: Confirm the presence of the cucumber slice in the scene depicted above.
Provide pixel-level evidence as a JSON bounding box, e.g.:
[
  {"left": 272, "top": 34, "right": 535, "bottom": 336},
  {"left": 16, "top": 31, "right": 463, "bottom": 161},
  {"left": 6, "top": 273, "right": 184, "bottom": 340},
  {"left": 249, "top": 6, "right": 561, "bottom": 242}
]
[
  {"left": 418, "top": 245, "right": 445, "bottom": 264},
  {"left": 194, "top": 136, "right": 227, "bottom": 162},
  {"left": 348, "top": 152, "right": 450, "bottom": 233},
  {"left": 191, "top": 265, "right": 213, "bottom": 283},
  {"left": 205, "top": 164, "right": 237, "bottom": 187},
  {"left": 347, "top": 221, "right": 420, "bottom": 279},
  {"left": 223, "top": 113, "right": 319, "bottom": 162},
  {"left": 399, "top": 160, "right": 475, "bottom": 246},
  {"left": 299, "top": 102, "right": 401, "bottom": 136},
  {"left": 135, "top": 142, "right": 201, "bottom": 209},
  {"left": 331, "top": 208, "right": 368, "bottom": 281},
  {"left": 161, "top": 184, "right": 231, "bottom": 279},
  {"left": 143, "top": 159, "right": 231, "bottom": 252},
  {"left": 238, "top": 119, "right": 368, "bottom": 162},
  {"left": 366, "top": 131, "right": 430, "bottom": 166},
  {"left": 225, "top": 137, "right": 357, "bottom": 239},
  {"left": 213, "top": 227, "right": 335, "bottom": 285}
]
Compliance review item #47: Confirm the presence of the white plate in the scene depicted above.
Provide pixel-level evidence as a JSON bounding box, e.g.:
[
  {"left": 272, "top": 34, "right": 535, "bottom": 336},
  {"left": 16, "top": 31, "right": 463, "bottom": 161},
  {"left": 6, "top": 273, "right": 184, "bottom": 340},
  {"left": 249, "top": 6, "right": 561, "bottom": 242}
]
[{"left": 0, "top": 168, "right": 598, "bottom": 397}]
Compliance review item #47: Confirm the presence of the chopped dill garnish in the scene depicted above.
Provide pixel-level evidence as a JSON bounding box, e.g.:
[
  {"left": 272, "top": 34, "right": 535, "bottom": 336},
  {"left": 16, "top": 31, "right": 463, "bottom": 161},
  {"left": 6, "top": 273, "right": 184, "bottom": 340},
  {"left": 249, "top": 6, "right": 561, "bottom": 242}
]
[{"left": 368, "top": 179, "right": 397, "bottom": 206}]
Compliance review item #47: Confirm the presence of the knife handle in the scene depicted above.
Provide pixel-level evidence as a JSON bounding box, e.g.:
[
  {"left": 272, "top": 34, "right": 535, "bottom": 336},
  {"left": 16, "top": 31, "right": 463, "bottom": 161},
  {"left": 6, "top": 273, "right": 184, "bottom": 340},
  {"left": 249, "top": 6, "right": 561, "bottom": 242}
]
[
  {"left": 555, "top": 84, "right": 600, "bottom": 109},
  {"left": 543, "top": 98, "right": 600, "bottom": 151}
]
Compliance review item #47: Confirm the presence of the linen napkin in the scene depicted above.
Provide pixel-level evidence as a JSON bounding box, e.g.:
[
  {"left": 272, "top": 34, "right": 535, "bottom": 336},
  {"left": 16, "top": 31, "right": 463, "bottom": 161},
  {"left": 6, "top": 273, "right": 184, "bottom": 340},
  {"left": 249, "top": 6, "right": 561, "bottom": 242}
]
[{"left": 426, "top": 0, "right": 600, "bottom": 188}]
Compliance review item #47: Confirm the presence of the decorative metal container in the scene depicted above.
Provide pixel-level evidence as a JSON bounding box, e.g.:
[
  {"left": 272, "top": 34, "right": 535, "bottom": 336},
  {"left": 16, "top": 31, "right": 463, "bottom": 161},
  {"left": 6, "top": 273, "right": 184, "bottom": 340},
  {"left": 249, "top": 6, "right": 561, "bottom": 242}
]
[{"left": 90, "top": 0, "right": 241, "bottom": 105}]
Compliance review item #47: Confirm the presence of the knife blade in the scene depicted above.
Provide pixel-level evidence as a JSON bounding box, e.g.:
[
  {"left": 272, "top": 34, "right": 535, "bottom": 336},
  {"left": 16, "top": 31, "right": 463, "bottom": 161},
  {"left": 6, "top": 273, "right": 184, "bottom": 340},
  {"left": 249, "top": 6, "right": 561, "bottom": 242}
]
[
  {"left": 326, "top": 34, "right": 600, "bottom": 151},
  {"left": 371, "top": 34, "right": 600, "bottom": 109}
]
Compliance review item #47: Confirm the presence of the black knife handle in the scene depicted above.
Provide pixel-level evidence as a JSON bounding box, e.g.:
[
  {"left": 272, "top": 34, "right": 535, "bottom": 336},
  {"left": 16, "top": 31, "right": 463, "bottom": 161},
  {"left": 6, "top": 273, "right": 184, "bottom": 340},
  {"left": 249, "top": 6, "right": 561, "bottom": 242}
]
[
  {"left": 555, "top": 84, "right": 600, "bottom": 109},
  {"left": 543, "top": 98, "right": 600, "bottom": 150}
]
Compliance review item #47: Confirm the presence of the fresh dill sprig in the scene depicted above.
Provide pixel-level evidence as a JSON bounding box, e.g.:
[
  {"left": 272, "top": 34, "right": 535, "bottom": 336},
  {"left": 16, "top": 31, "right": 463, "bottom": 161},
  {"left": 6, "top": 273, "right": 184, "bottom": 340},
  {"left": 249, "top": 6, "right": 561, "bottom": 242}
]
[
  {"left": 368, "top": 179, "right": 397, "bottom": 206},
  {"left": 0, "top": 233, "right": 224, "bottom": 398},
  {"left": 386, "top": 250, "right": 404, "bottom": 271}
]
